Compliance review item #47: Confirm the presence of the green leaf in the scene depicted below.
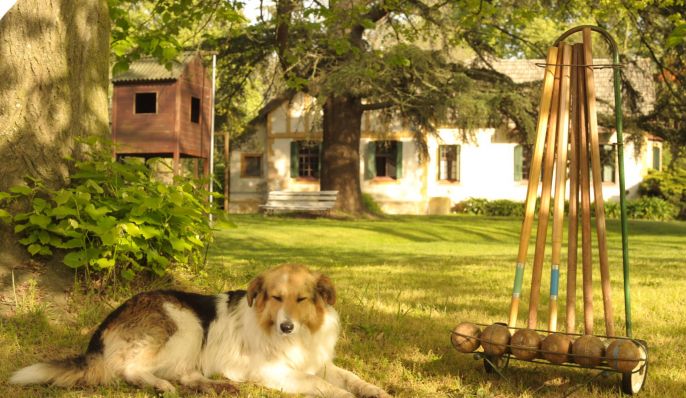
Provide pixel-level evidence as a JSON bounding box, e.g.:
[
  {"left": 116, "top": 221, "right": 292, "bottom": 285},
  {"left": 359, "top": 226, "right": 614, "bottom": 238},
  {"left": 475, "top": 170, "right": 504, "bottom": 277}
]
[
  {"left": 53, "top": 190, "right": 72, "bottom": 205},
  {"left": 85, "top": 204, "right": 111, "bottom": 219},
  {"left": 169, "top": 237, "right": 191, "bottom": 252},
  {"left": 9, "top": 185, "right": 32, "bottom": 195},
  {"left": 0, "top": 192, "right": 12, "bottom": 201},
  {"left": 38, "top": 230, "right": 51, "bottom": 244},
  {"left": 29, "top": 214, "right": 52, "bottom": 229},
  {"left": 27, "top": 243, "right": 44, "bottom": 256},
  {"left": 18, "top": 234, "right": 38, "bottom": 245},
  {"left": 121, "top": 268, "right": 135, "bottom": 281},
  {"left": 93, "top": 257, "right": 115, "bottom": 269},
  {"left": 121, "top": 222, "right": 142, "bottom": 237},
  {"left": 51, "top": 206, "right": 77, "bottom": 218},
  {"left": 62, "top": 238, "right": 84, "bottom": 249},
  {"left": 139, "top": 225, "right": 161, "bottom": 239},
  {"left": 63, "top": 251, "right": 87, "bottom": 268},
  {"left": 32, "top": 198, "right": 48, "bottom": 212},
  {"left": 0, "top": 208, "right": 11, "bottom": 220},
  {"left": 14, "top": 223, "right": 29, "bottom": 233}
]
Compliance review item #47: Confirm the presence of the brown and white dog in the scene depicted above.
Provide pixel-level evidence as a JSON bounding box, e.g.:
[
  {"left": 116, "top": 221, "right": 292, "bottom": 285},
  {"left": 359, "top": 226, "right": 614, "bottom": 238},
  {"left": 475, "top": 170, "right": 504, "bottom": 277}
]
[{"left": 10, "top": 264, "right": 390, "bottom": 397}]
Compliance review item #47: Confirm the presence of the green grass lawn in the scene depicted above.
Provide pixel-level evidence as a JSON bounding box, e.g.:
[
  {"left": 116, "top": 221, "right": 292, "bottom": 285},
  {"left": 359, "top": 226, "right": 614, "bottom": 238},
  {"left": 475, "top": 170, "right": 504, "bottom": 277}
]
[{"left": 1, "top": 214, "right": 685, "bottom": 397}]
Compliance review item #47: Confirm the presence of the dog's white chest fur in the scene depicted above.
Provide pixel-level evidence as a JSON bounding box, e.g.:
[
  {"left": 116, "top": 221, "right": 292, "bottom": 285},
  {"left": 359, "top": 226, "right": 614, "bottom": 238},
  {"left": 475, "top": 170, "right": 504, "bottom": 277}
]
[{"left": 202, "top": 297, "right": 340, "bottom": 381}]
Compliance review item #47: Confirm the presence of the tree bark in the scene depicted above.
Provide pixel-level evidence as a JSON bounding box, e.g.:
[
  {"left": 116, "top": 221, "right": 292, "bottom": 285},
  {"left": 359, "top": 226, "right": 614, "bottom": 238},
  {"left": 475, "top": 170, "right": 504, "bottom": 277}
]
[
  {"left": 0, "top": 0, "right": 110, "bottom": 266},
  {"left": 321, "top": 95, "right": 364, "bottom": 214}
]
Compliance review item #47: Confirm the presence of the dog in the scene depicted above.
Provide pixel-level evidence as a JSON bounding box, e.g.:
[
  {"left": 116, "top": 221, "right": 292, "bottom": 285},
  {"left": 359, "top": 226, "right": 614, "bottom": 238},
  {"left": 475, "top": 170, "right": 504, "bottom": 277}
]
[{"left": 10, "top": 264, "right": 391, "bottom": 397}]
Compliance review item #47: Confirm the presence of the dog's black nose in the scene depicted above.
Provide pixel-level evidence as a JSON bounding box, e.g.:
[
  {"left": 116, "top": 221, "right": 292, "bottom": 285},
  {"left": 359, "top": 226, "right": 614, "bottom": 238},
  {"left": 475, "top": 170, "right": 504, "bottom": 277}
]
[{"left": 280, "top": 321, "right": 294, "bottom": 334}]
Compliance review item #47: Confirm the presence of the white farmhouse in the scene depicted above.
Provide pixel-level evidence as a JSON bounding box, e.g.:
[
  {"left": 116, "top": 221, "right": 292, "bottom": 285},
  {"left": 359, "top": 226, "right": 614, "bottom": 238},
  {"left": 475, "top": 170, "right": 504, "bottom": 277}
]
[{"left": 228, "top": 59, "right": 662, "bottom": 214}]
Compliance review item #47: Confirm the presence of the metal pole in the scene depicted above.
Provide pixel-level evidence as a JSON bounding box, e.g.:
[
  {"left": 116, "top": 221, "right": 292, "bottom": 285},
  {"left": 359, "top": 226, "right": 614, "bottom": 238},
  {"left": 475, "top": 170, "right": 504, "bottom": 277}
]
[{"left": 209, "top": 54, "right": 216, "bottom": 222}]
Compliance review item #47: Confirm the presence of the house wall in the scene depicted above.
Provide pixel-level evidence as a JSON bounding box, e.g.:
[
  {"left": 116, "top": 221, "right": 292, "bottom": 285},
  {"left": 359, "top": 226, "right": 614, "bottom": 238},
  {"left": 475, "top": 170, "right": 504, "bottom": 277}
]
[{"left": 229, "top": 98, "right": 661, "bottom": 214}]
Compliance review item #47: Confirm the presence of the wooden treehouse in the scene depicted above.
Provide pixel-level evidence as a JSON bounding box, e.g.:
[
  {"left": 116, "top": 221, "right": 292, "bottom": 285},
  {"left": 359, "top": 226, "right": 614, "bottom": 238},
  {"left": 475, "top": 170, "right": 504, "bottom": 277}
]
[{"left": 111, "top": 53, "right": 212, "bottom": 176}]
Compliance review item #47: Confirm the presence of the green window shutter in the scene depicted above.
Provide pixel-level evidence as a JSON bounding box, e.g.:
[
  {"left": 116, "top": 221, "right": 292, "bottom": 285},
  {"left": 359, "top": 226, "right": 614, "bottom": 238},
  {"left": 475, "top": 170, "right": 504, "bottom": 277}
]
[
  {"left": 395, "top": 141, "right": 403, "bottom": 179},
  {"left": 652, "top": 146, "right": 660, "bottom": 170},
  {"left": 438, "top": 146, "right": 443, "bottom": 180},
  {"left": 290, "top": 141, "right": 299, "bottom": 178},
  {"left": 514, "top": 145, "right": 523, "bottom": 181},
  {"left": 364, "top": 141, "right": 376, "bottom": 180},
  {"left": 456, "top": 145, "right": 461, "bottom": 181}
]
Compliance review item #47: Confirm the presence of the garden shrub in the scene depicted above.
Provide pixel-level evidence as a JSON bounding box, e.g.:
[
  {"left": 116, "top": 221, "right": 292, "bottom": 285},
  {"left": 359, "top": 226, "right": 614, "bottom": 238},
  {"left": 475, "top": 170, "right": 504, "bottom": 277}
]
[
  {"left": 626, "top": 196, "right": 677, "bottom": 221},
  {"left": 484, "top": 199, "right": 525, "bottom": 217},
  {"left": 639, "top": 168, "right": 686, "bottom": 219},
  {"left": 0, "top": 143, "right": 218, "bottom": 282},
  {"left": 454, "top": 197, "right": 489, "bottom": 215},
  {"left": 361, "top": 193, "right": 384, "bottom": 216}
]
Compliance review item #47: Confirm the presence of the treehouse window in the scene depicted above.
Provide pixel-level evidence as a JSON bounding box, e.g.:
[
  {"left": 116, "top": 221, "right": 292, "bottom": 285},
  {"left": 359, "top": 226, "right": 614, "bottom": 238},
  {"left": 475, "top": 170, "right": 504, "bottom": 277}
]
[
  {"left": 191, "top": 97, "right": 200, "bottom": 124},
  {"left": 135, "top": 92, "right": 157, "bottom": 114}
]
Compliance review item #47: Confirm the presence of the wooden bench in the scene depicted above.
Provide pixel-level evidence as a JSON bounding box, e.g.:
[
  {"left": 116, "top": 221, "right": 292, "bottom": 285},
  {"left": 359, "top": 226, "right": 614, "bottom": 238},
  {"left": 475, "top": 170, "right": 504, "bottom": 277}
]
[{"left": 260, "top": 191, "right": 338, "bottom": 215}]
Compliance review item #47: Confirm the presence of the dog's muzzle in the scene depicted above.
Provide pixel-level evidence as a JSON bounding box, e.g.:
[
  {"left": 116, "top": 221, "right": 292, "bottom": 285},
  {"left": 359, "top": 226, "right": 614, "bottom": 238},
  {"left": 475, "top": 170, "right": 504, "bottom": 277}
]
[{"left": 280, "top": 320, "right": 294, "bottom": 334}]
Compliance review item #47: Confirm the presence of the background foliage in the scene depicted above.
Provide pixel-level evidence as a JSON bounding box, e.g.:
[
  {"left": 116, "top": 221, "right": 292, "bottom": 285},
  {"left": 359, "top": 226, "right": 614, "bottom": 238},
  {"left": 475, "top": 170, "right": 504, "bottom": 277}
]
[{"left": 0, "top": 140, "right": 217, "bottom": 283}]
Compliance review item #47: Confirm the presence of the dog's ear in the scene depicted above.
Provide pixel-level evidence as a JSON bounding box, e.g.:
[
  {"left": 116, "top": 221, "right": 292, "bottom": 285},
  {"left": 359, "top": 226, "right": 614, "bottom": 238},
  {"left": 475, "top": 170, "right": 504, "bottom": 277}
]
[
  {"left": 316, "top": 274, "right": 336, "bottom": 306},
  {"left": 247, "top": 275, "right": 264, "bottom": 307}
]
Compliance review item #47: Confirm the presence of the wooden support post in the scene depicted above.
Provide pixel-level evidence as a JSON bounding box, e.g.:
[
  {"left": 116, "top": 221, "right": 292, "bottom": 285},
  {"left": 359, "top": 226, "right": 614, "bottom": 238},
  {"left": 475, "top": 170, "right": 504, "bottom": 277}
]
[{"left": 224, "top": 132, "right": 230, "bottom": 213}]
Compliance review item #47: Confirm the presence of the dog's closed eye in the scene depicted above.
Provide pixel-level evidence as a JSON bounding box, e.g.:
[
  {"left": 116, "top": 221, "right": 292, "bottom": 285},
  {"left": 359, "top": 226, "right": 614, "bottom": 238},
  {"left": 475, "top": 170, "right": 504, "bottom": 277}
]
[
  {"left": 297, "top": 297, "right": 307, "bottom": 303},
  {"left": 271, "top": 296, "right": 283, "bottom": 302}
]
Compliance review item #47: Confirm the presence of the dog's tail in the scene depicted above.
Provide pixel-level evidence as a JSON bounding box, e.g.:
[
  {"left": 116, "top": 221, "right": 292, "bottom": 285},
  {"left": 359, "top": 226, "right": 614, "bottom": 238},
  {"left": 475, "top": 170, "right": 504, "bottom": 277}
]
[{"left": 9, "top": 354, "right": 109, "bottom": 387}]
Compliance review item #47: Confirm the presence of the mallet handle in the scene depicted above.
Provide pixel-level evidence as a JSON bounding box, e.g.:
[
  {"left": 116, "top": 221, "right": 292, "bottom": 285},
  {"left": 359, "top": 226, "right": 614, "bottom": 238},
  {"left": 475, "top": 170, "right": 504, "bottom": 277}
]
[
  {"left": 527, "top": 48, "right": 563, "bottom": 330},
  {"left": 566, "top": 44, "right": 583, "bottom": 334},
  {"left": 508, "top": 47, "right": 559, "bottom": 328},
  {"left": 548, "top": 43, "right": 573, "bottom": 333},
  {"left": 578, "top": 51, "right": 594, "bottom": 336},
  {"left": 583, "top": 28, "right": 615, "bottom": 337}
]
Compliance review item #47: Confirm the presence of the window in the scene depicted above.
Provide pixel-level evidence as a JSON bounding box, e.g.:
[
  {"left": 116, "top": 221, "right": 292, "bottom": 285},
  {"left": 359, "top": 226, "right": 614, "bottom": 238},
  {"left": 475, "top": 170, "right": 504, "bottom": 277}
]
[
  {"left": 135, "top": 92, "right": 157, "bottom": 114},
  {"left": 290, "top": 141, "right": 320, "bottom": 179},
  {"left": 190, "top": 97, "right": 200, "bottom": 124},
  {"left": 600, "top": 144, "right": 616, "bottom": 183},
  {"left": 241, "top": 154, "right": 262, "bottom": 178},
  {"left": 439, "top": 145, "right": 460, "bottom": 181},
  {"left": 514, "top": 144, "right": 533, "bottom": 181},
  {"left": 652, "top": 145, "right": 661, "bottom": 170},
  {"left": 364, "top": 141, "right": 403, "bottom": 180}
]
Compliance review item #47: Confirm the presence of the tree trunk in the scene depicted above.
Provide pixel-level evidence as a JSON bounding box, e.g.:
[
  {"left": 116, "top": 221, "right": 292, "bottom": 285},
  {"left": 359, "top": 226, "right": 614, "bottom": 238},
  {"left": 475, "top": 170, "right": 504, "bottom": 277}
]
[
  {"left": 320, "top": 95, "right": 364, "bottom": 214},
  {"left": 0, "top": 0, "right": 110, "bottom": 266}
]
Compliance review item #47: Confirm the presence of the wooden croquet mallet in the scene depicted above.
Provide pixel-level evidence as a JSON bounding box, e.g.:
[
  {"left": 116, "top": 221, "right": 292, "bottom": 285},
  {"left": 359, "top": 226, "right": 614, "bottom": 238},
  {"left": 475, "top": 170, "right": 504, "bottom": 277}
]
[
  {"left": 507, "top": 47, "right": 559, "bottom": 329},
  {"left": 582, "top": 28, "right": 615, "bottom": 337},
  {"left": 548, "top": 43, "right": 572, "bottom": 333},
  {"left": 527, "top": 47, "right": 563, "bottom": 330}
]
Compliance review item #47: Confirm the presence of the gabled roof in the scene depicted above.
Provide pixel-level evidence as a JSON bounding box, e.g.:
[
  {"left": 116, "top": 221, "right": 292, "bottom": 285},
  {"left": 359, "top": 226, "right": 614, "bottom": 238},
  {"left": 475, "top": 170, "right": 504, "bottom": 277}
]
[
  {"left": 112, "top": 53, "right": 196, "bottom": 83},
  {"left": 490, "top": 58, "right": 655, "bottom": 115}
]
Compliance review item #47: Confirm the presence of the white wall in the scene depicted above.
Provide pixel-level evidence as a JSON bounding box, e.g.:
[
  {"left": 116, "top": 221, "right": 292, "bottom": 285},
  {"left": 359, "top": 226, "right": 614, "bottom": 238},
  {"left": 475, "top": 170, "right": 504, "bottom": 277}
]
[{"left": 229, "top": 98, "right": 661, "bottom": 214}]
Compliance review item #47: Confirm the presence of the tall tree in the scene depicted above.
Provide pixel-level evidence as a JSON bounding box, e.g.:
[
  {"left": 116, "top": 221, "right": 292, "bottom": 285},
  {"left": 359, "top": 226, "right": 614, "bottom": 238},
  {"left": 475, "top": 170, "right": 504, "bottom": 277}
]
[
  {"left": 222, "top": 0, "right": 549, "bottom": 213},
  {"left": 0, "top": 0, "right": 110, "bottom": 264}
]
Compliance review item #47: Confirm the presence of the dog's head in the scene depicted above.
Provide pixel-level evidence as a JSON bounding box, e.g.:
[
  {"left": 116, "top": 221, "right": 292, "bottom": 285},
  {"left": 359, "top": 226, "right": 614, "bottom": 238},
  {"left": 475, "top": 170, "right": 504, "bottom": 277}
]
[{"left": 246, "top": 264, "right": 336, "bottom": 336}]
